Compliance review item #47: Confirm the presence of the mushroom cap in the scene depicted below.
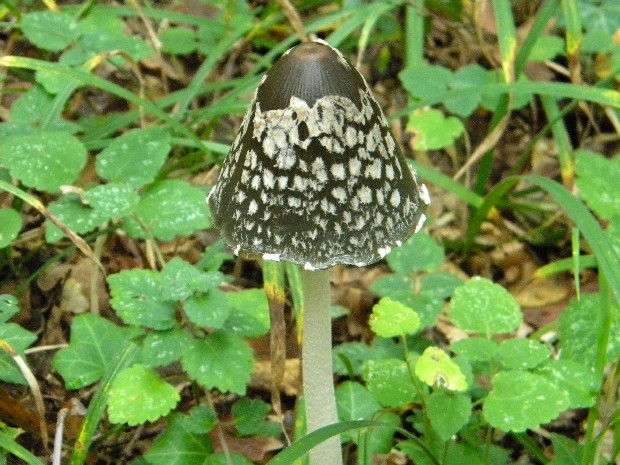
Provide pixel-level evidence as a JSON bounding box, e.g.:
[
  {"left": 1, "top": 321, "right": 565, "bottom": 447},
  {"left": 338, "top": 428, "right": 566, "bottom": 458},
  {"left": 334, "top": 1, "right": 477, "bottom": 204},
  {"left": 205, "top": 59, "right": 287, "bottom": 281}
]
[{"left": 208, "top": 40, "right": 430, "bottom": 270}]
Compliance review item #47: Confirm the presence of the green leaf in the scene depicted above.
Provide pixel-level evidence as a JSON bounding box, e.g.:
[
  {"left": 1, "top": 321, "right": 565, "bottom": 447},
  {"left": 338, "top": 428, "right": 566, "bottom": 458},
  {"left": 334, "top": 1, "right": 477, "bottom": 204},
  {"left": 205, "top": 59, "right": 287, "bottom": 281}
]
[
  {"left": 84, "top": 182, "right": 139, "bottom": 219},
  {"left": 222, "top": 288, "right": 270, "bottom": 337},
  {"left": 393, "top": 293, "right": 444, "bottom": 329},
  {"left": 0, "top": 294, "right": 19, "bottom": 322},
  {"left": 0, "top": 209, "right": 22, "bottom": 248},
  {"left": 144, "top": 412, "right": 213, "bottom": 465},
  {"left": 369, "top": 297, "right": 421, "bottom": 337},
  {"left": 184, "top": 406, "right": 217, "bottom": 434},
  {"left": 184, "top": 290, "right": 230, "bottom": 329},
  {"left": 449, "top": 277, "right": 522, "bottom": 336},
  {"left": 370, "top": 275, "right": 412, "bottom": 297},
  {"left": 21, "top": 11, "right": 80, "bottom": 52},
  {"left": 536, "top": 359, "right": 599, "bottom": 409},
  {"left": 45, "top": 194, "right": 102, "bottom": 242},
  {"left": 450, "top": 337, "right": 498, "bottom": 363},
  {"left": 52, "top": 314, "right": 141, "bottom": 389},
  {"left": 95, "top": 127, "right": 170, "bottom": 188},
  {"left": 427, "top": 391, "right": 471, "bottom": 440},
  {"left": 575, "top": 150, "right": 620, "bottom": 220},
  {"left": 142, "top": 327, "right": 188, "bottom": 368},
  {"left": 497, "top": 339, "right": 550, "bottom": 370},
  {"left": 363, "top": 358, "right": 417, "bottom": 407},
  {"left": 529, "top": 35, "right": 565, "bottom": 61},
  {"left": 415, "top": 347, "right": 467, "bottom": 391},
  {"left": 231, "top": 398, "right": 280, "bottom": 437},
  {"left": 0, "top": 132, "right": 87, "bottom": 193},
  {"left": 483, "top": 370, "right": 569, "bottom": 432},
  {"left": 445, "top": 64, "right": 490, "bottom": 117},
  {"left": 559, "top": 294, "right": 620, "bottom": 366},
  {"left": 108, "top": 269, "right": 177, "bottom": 330},
  {"left": 160, "top": 258, "right": 224, "bottom": 302},
  {"left": 336, "top": 381, "right": 381, "bottom": 423},
  {"left": 108, "top": 364, "right": 179, "bottom": 425},
  {"left": 399, "top": 64, "right": 453, "bottom": 100},
  {"left": 9, "top": 85, "right": 77, "bottom": 133},
  {"left": 123, "top": 180, "right": 211, "bottom": 241},
  {"left": 333, "top": 342, "right": 379, "bottom": 377},
  {"left": 161, "top": 27, "right": 197, "bottom": 55},
  {"left": 419, "top": 272, "right": 463, "bottom": 300},
  {"left": 0, "top": 323, "right": 37, "bottom": 384},
  {"left": 387, "top": 233, "right": 444, "bottom": 274},
  {"left": 407, "top": 108, "right": 464, "bottom": 150},
  {"left": 548, "top": 433, "right": 584, "bottom": 465},
  {"left": 182, "top": 331, "right": 253, "bottom": 395}
]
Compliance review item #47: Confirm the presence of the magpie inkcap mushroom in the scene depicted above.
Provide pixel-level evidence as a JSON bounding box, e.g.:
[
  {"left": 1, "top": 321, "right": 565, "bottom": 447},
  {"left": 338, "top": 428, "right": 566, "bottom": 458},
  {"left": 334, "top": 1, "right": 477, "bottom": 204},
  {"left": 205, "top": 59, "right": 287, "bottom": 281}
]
[{"left": 208, "top": 39, "right": 430, "bottom": 270}]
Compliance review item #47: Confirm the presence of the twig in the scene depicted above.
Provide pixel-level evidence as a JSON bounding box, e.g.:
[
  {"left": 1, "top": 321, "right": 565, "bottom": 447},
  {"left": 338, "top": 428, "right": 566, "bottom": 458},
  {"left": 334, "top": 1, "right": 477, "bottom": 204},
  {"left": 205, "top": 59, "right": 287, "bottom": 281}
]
[{"left": 275, "top": 0, "right": 310, "bottom": 43}]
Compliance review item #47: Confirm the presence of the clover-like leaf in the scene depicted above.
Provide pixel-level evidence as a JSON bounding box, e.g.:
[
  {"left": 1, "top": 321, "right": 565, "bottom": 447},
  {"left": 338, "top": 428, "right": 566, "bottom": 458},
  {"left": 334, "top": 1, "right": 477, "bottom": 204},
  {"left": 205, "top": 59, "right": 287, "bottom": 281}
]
[
  {"left": 427, "top": 391, "right": 472, "bottom": 440},
  {"left": 46, "top": 195, "right": 103, "bottom": 242},
  {"left": 184, "top": 290, "right": 230, "bottom": 329},
  {"left": 0, "top": 208, "right": 22, "bottom": 248},
  {"left": 449, "top": 277, "right": 522, "bottom": 336},
  {"left": 407, "top": 108, "right": 464, "bottom": 151},
  {"left": 222, "top": 289, "right": 270, "bottom": 337},
  {"left": 182, "top": 331, "right": 253, "bottom": 395},
  {"left": 483, "top": 370, "right": 569, "bottom": 432},
  {"left": 21, "top": 11, "right": 80, "bottom": 52},
  {"left": 387, "top": 233, "right": 444, "bottom": 275},
  {"left": 52, "top": 314, "right": 141, "bottom": 389},
  {"left": 108, "top": 269, "right": 176, "bottom": 330},
  {"left": 123, "top": 180, "right": 211, "bottom": 241},
  {"left": 95, "top": 127, "right": 170, "bottom": 188},
  {"left": 336, "top": 381, "right": 381, "bottom": 423},
  {"left": 451, "top": 337, "right": 499, "bottom": 363},
  {"left": 363, "top": 358, "right": 417, "bottom": 407},
  {"left": 559, "top": 294, "right": 620, "bottom": 366},
  {"left": 84, "top": 182, "right": 139, "bottom": 219},
  {"left": 369, "top": 297, "right": 420, "bottom": 337},
  {"left": 0, "top": 132, "right": 87, "bottom": 193},
  {"left": 498, "top": 338, "right": 550, "bottom": 370},
  {"left": 536, "top": 359, "right": 599, "bottom": 409},
  {"left": 415, "top": 347, "right": 467, "bottom": 391},
  {"left": 142, "top": 328, "right": 188, "bottom": 368},
  {"left": 108, "top": 364, "right": 179, "bottom": 425}
]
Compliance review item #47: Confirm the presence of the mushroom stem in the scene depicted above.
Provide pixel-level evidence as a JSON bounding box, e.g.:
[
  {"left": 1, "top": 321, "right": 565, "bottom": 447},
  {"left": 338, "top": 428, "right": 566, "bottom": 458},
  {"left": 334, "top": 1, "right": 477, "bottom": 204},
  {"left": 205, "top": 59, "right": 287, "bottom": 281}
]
[{"left": 302, "top": 268, "right": 343, "bottom": 465}]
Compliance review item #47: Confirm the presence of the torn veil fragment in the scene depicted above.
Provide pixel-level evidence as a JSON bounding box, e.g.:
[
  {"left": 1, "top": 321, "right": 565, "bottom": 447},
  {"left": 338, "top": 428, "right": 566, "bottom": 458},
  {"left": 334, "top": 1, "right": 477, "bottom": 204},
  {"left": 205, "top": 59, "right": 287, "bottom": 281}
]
[{"left": 208, "top": 39, "right": 430, "bottom": 270}]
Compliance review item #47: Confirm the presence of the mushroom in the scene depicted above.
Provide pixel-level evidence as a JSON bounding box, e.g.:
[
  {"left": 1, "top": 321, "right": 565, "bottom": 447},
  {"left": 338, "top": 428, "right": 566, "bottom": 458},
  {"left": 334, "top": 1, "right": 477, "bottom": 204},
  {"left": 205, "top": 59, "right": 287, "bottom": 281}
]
[{"left": 208, "top": 39, "right": 430, "bottom": 465}]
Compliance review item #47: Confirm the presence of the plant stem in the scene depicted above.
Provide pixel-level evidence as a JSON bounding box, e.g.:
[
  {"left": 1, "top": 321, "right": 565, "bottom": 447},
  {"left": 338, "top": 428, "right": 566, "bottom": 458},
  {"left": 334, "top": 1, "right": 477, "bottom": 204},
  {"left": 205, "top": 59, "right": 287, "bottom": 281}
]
[{"left": 302, "top": 269, "right": 343, "bottom": 465}]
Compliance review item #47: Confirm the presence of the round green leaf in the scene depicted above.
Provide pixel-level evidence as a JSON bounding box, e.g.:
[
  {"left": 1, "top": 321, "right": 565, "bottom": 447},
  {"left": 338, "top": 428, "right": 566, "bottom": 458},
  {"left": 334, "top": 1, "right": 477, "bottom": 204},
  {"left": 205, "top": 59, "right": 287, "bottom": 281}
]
[
  {"left": 535, "top": 359, "right": 599, "bottom": 409},
  {"left": 449, "top": 277, "right": 522, "bottom": 336},
  {"left": 142, "top": 328, "right": 188, "bottom": 368},
  {"left": 498, "top": 338, "right": 550, "bottom": 370},
  {"left": 222, "top": 289, "right": 270, "bottom": 337},
  {"left": 108, "top": 269, "right": 176, "bottom": 330},
  {"left": 123, "top": 180, "right": 211, "bottom": 241},
  {"left": 575, "top": 150, "right": 620, "bottom": 220},
  {"left": 84, "top": 182, "right": 139, "bottom": 219},
  {"left": 108, "top": 364, "right": 180, "bottom": 426},
  {"left": 0, "top": 208, "right": 22, "bottom": 248},
  {"left": 450, "top": 337, "right": 498, "bottom": 362},
  {"left": 415, "top": 347, "right": 467, "bottom": 391},
  {"left": 0, "top": 132, "right": 87, "bottom": 192},
  {"left": 387, "top": 233, "right": 444, "bottom": 275},
  {"left": 184, "top": 290, "right": 230, "bottom": 329},
  {"left": 21, "top": 11, "right": 80, "bottom": 51},
  {"left": 483, "top": 370, "right": 569, "bottom": 432},
  {"left": 363, "top": 358, "right": 417, "bottom": 407},
  {"left": 407, "top": 108, "right": 464, "bottom": 151},
  {"left": 95, "top": 127, "right": 170, "bottom": 188},
  {"left": 369, "top": 297, "right": 420, "bottom": 337},
  {"left": 182, "top": 332, "right": 253, "bottom": 395},
  {"left": 46, "top": 195, "right": 103, "bottom": 242},
  {"left": 427, "top": 391, "right": 472, "bottom": 440}
]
